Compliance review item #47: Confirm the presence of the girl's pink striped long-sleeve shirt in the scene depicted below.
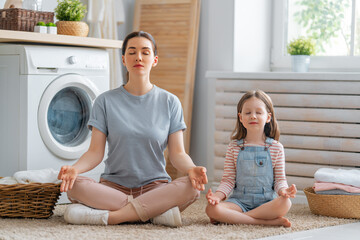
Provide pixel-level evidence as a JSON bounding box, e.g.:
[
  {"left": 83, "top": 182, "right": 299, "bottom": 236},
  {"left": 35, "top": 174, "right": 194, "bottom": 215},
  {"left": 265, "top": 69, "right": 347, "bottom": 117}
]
[{"left": 216, "top": 139, "right": 289, "bottom": 197}]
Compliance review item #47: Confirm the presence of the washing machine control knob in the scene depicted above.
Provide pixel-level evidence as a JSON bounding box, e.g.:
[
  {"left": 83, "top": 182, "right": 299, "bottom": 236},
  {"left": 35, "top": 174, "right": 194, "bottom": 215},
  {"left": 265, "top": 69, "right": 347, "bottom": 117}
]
[{"left": 68, "top": 56, "right": 78, "bottom": 64}]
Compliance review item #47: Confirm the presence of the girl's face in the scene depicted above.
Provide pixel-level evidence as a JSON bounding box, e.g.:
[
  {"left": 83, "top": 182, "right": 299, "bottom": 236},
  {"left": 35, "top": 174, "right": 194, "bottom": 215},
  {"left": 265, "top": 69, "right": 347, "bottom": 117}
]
[
  {"left": 239, "top": 97, "right": 271, "bottom": 132},
  {"left": 122, "top": 37, "right": 158, "bottom": 77}
]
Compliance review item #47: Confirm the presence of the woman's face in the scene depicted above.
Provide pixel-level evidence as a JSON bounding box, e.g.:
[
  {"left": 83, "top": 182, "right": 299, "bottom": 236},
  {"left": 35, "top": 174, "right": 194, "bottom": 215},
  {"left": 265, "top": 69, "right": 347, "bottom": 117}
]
[{"left": 122, "top": 37, "right": 158, "bottom": 77}]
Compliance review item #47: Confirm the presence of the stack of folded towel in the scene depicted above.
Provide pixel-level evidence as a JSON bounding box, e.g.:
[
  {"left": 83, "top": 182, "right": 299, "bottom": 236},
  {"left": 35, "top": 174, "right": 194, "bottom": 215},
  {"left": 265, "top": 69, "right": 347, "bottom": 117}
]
[
  {"left": 0, "top": 168, "right": 61, "bottom": 185},
  {"left": 314, "top": 168, "right": 360, "bottom": 195}
]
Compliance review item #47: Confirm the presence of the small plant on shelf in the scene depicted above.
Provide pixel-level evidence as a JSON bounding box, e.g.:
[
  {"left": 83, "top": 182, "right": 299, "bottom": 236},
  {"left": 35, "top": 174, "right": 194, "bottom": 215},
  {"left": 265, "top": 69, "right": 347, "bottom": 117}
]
[
  {"left": 34, "top": 21, "right": 47, "bottom": 33},
  {"left": 54, "top": 0, "right": 89, "bottom": 37},
  {"left": 54, "top": 0, "right": 87, "bottom": 21},
  {"left": 46, "top": 22, "right": 57, "bottom": 27},
  {"left": 287, "top": 37, "right": 316, "bottom": 56},
  {"left": 36, "top": 21, "right": 46, "bottom": 26},
  {"left": 287, "top": 37, "right": 316, "bottom": 72}
]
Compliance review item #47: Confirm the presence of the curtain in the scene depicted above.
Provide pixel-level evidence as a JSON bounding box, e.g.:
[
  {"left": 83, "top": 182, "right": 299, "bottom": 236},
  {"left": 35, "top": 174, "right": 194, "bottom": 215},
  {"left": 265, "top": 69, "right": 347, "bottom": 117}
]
[{"left": 86, "top": 0, "right": 124, "bottom": 89}]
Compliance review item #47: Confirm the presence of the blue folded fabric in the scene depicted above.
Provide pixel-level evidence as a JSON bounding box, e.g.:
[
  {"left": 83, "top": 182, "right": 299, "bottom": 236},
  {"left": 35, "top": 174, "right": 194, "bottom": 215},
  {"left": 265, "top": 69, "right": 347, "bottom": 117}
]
[{"left": 315, "top": 189, "right": 360, "bottom": 195}]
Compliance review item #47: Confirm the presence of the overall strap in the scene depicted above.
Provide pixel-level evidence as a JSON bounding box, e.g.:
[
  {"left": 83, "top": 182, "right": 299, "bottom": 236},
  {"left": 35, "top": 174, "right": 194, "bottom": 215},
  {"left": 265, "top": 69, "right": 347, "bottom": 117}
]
[
  {"left": 264, "top": 137, "right": 274, "bottom": 151},
  {"left": 237, "top": 139, "right": 245, "bottom": 150}
]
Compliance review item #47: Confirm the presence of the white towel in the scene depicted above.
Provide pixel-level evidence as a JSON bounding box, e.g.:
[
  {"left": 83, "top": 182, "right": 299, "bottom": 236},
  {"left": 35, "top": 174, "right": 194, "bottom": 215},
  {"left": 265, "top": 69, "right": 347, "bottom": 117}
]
[
  {"left": 13, "top": 168, "right": 61, "bottom": 184},
  {"left": 0, "top": 176, "right": 18, "bottom": 185},
  {"left": 314, "top": 168, "right": 360, "bottom": 188}
]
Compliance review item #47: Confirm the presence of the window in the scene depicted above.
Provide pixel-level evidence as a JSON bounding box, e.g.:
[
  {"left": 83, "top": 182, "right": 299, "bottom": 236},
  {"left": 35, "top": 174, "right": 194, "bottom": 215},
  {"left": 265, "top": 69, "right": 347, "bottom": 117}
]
[{"left": 271, "top": 0, "right": 360, "bottom": 71}]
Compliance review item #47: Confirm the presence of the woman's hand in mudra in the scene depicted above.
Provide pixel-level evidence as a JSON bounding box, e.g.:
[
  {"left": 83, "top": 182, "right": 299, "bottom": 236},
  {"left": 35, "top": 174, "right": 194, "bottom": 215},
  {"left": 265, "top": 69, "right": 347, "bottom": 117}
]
[
  {"left": 188, "top": 166, "right": 208, "bottom": 191},
  {"left": 58, "top": 165, "right": 78, "bottom": 192}
]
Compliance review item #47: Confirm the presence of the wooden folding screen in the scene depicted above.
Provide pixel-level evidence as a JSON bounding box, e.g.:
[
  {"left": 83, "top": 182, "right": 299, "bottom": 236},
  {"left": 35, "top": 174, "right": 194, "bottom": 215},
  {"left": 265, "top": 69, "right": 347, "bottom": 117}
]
[{"left": 133, "top": 0, "right": 200, "bottom": 179}]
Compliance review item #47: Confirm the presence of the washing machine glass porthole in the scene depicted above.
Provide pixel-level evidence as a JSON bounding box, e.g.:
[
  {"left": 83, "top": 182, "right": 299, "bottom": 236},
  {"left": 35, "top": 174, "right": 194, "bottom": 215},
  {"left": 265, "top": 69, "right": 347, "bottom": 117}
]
[{"left": 47, "top": 87, "right": 91, "bottom": 147}]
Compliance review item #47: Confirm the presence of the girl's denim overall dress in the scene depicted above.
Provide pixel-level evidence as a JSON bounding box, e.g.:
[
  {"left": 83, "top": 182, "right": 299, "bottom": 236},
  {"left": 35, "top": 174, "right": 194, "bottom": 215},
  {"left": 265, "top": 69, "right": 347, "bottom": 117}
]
[{"left": 226, "top": 137, "right": 277, "bottom": 212}]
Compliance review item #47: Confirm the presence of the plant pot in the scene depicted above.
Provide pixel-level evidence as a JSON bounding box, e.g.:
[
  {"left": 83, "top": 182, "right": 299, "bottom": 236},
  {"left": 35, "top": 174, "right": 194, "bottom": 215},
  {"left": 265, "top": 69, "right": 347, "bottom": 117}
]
[
  {"left": 56, "top": 21, "right": 89, "bottom": 37},
  {"left": 47, "top": 27, "right": 57, "bottom": 34},
  {"left": 291, "top": 55, "right": 310, "bottom": 72},
  {"left": 34, "top": 25, "right": 47, "bottom": 34}
]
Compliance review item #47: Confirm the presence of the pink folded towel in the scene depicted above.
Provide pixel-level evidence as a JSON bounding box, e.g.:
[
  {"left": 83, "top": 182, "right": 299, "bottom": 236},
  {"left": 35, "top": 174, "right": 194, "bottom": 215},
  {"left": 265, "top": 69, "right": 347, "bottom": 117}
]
[{"left": 313, "top": 181, "right": 360, "bottom": 193}]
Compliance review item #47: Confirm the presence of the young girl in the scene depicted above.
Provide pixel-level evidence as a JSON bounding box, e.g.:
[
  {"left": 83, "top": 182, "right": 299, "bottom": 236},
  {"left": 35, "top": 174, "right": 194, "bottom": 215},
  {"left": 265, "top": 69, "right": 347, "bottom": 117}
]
[
  {"left": 206, "top": 90, "right": 297, "bottom": 227},
  {"left": 58, "top": 31, "right": 208, "bottom": 227}
]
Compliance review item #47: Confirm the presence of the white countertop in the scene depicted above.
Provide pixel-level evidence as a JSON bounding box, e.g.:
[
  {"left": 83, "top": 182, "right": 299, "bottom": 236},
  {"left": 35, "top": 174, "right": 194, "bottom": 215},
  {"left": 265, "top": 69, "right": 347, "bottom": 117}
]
[{"left": 0, "top": 29, "right": 122, "bottom": 49}]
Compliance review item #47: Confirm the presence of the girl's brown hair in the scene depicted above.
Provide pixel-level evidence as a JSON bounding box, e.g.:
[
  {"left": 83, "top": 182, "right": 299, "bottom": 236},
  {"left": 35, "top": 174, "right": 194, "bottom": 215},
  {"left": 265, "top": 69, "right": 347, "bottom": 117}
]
[{"left": 231, "top": 90, "right": 280, "bottom": 141}]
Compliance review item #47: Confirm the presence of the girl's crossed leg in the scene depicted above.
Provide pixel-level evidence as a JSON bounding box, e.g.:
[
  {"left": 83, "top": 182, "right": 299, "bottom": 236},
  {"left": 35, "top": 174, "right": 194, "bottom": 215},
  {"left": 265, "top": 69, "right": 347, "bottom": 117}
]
[{"left": 206, "top": 196, "right": 292, "bottom": 227}]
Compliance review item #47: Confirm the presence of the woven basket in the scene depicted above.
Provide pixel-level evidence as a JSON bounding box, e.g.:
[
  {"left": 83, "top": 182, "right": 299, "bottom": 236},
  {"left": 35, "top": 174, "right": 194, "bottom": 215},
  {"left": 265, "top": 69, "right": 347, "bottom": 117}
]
[
  {"left": 56, "top": 21, "right": 89, "bottom": 37},
  {"left": 0, "top": 8, "right": 54, "bottom": 32},
  {"left": 304, "top": 187, "right": 360, "bottom": 219},
  {"left": 0, "top": 178, "right": 61, "bottom": 218}
]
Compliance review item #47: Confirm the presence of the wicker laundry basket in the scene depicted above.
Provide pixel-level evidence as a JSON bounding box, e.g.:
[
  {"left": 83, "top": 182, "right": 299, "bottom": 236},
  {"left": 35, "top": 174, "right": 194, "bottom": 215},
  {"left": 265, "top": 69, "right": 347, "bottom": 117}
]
[
  {"left": 0, "top": 8, "right": 54, "bottom": 32},
  {"left": 304, "top": 187, "right": 360, "bottom": 219},
  {"left": 0, "top": 177, "right": 61, "bottom": 218}
]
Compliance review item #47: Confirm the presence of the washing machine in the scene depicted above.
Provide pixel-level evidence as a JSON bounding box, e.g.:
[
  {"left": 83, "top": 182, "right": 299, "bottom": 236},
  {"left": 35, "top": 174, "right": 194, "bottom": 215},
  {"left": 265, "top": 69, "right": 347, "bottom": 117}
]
[{"left": 0, "top": 44, "right": 110, "bottom": 203}]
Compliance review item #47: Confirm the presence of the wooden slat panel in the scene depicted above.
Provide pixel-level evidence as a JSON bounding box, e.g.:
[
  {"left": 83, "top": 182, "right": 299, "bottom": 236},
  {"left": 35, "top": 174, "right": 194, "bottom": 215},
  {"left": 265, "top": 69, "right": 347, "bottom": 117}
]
[
  {"left": 215, "top": 119, "right": 360, "bottom": 138},
  {"left": 216, "top": 79, "right": 360, "bottom": 95},
  {"left": 134, "top": 0, "right": 200, "bottom": 179},
  {"left": 281, "top": 135, "right": 360, "bottom": 153},
  {"left": 214, "top": 131, "right": 232, "bottom": 145},
  {"left": 215, "top": 131, "right": 360, "bottom": 153},
  {"left": 215, "top": 143, "right": 228, "bottom": 157},
  {"left": 215, "top": 106, "right": 360, "bottom": 123},
  {"left": 214, "top": 169, "right": 224, "bottom": 182},
  {"left": 285, "top": 162, "right": 354, "bottom": 177},
  {"left": 279, "top": 121, "right": 360, "bottom": 138},
  {"left": 216, "top": 92, "right": 360, "bottom": 109},
  {"left": 215, "top": 118, "right": 236, "bottom": 131},
  {"left": 287, "top": 176, "right": 314, "bottom": 190},
  {"left": 214, "top": 145, "right": 360, "bottom": 167},
  {"left": 214, "top": 157, "right": 225, "bottom": 170},
  {"left": 285, "top": 149, "right": 360, "bottom": 167}
]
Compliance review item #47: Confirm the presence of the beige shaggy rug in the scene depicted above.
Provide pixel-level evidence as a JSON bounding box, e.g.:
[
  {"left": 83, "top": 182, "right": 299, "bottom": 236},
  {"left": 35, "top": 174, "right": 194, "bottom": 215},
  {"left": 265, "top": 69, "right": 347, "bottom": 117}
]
[{"left": 0, "top": 194, "right": 357, "bottom": 240}]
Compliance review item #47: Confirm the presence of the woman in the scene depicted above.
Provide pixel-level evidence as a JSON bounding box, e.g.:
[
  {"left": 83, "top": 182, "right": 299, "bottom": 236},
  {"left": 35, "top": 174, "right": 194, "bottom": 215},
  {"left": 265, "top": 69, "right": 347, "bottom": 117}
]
[{"left": 58, "top": 31, "right": 208, "bottom": 227}]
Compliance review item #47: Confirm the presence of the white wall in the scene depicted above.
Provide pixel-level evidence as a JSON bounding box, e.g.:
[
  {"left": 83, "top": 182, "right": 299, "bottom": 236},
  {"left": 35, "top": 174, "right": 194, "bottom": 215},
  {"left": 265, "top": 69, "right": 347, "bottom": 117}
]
[
  {"left": 190, "top": 0, "right": 235, "bottom": 183},
  {"left": 233, "top": 0, "right": 272, "bottom": 71}
]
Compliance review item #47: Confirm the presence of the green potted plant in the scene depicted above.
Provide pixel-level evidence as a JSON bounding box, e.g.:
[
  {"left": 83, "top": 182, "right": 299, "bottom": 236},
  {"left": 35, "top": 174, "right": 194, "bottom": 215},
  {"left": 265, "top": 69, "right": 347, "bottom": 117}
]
[
  {"left": 46, "top": 22, "right": 57, "bottom": 34},
  {"left": 34, "top": 21, "right": 47, "bottom": 34},
  {"left": 54, "top": 0, "right": 88, "bottom": 37},
  {"left": 287, "top": 37, "right": 316, "bottom": 72}
]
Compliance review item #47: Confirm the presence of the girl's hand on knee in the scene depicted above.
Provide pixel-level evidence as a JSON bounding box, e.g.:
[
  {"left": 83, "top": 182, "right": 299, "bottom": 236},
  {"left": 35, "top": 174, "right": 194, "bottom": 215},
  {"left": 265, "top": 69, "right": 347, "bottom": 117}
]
[
  {"left": 58, "top": 165, "right": 78, "bottom": 192},
  {"left": 206, "top": 189, "right": 222, "bottom": 205},
  {"left": 278, "top": 184, "right": 297, "bottom": 198},
  {"left": 188, "top": 166, "right": 208, "bottom": 191}
]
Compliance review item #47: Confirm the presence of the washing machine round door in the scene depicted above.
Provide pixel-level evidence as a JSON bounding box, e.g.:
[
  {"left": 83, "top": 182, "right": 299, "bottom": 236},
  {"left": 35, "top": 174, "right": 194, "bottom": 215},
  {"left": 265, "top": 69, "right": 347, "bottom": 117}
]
[{"left": 38, "top": 74, "right": 100, "bottom": 160}]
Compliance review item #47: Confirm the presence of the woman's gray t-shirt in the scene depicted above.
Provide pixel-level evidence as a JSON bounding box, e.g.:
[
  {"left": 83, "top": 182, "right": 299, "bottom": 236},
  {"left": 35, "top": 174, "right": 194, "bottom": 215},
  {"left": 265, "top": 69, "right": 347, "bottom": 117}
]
[{"left": 87, "top": 85, "right": 186, "bottom": 188}]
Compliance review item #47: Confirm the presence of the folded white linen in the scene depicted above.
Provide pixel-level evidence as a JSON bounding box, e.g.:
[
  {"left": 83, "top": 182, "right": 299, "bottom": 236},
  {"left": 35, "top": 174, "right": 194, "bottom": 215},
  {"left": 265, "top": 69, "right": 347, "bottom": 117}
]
[
  {"left": 13, "top": 168, "right": 61, "bottom": 184},
  {"left": 314, "top": 168, "right": 360, "bottom": 188},
  {"left": 0, "top": 176, "right": 18, "bottom": 185}
]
